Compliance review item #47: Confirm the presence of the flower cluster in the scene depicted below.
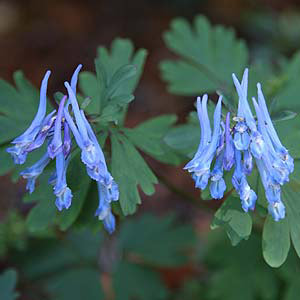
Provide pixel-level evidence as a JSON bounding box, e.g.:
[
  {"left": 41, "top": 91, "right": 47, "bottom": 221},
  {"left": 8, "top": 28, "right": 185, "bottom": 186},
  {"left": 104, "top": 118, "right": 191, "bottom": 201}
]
[
  {"left": 7, "top": 65, "right": 119, "bottom": 234},
  {"left": 184, "top": 69, "right": 294, "bottom": 221}
]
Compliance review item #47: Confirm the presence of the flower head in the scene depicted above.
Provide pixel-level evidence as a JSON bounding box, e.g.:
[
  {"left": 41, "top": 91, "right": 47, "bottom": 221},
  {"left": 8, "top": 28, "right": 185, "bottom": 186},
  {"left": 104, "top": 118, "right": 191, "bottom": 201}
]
[{"left": 185, "top": 68, "right": 293, "bottom": 221}]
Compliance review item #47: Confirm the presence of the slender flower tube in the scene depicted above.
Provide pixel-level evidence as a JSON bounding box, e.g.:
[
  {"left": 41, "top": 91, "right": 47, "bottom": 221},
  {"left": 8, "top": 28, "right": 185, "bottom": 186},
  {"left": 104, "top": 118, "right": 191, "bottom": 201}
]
[
  {"left": 63, "top": 121, "right": 72, "bottom": 157},
  {"left": 232, "top": 70, "right": 265, "bottom": 158},
  {"left": 210, "top": 150, "right": 226, "bottom": 199},
  {"left": 252, "top": 98, "right": 289, "bottom": 185},
  {"left": 232, "top": 149, "right": 257, "bottom": 212},
  {"left": 54, "top": 152, "right": 72, "bottom": 211},
  {"left": 243, "top": 150, "right": 253, "bottom": 175},
  {"left": 64, "top": 81, "right": 99, "bottom": 169},
  {"left": 256, "top": 159, "right": 285, "bottom": 221},
  {"left": 257, "top": 83, "right": 294, "bottom": 173},
  {"left": 223, "top": 112, "right": 235, "bottom": 171},
  {"left": 185, "top": 96, "right": 222, "bottom": 190},
  {"left": 20, "top": 152, "right": 50, "bottom": 194},
  {"left": 95, "top": 179, "right": 119, "bottom": 234},
  {"left": 48, "top": 96, "right": 67, "bottom": 159},
  {"left": 7, "top": 71, "right": 51, "bottom": 164}
]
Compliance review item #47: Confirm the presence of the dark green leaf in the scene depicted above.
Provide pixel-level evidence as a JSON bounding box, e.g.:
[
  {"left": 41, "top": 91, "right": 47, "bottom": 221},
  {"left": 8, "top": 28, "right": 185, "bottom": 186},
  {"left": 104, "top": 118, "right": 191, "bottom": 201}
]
[
  {"left": 160, "top": 15, "right": 248, "bottom": 98},
  {"left": 113, "top": 262, "right": 168, "bottom": 300},
  {"left": 118, "top": 214, "right": 195, "bottom": 266}
]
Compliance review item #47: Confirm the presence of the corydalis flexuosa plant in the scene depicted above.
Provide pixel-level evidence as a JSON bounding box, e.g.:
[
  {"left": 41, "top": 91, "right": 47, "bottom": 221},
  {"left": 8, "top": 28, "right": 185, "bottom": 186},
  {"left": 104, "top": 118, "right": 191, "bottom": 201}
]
[
  {"left": 184, "top": 69, "right": 294, "bottom": 221},
  {"left": 7, "top": 65, "right": 119, "bottom": 234}
]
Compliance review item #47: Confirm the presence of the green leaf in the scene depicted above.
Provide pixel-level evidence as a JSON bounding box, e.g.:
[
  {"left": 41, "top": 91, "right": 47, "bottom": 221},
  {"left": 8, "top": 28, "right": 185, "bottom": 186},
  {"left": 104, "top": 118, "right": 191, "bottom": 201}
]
[
  {"left": 46, "top": 268, "right": 104, "bottom": 300},
  {"left": 205, "top": 233, "right": 280, "bottom": 300},
  {"left": 104, "top": 64, "right": 137, "bottom": 100},
  {"left": 94, "top": 38, "right": 147, "bottom": 124},
  {"left": 25, "top": 181, "right": 56, "bottom": 232},
  {"left": 284, "top": 278, "right": 300, "bottom": 300},
  {"left": 118, "top": 214, "right": 195, "bottom": 266},
  {"left": 79, "top": 71, "right": 101, "bottom": 114},
  {"left": 272, "top": 52, "right": 300, "bottom": 113},
  {"left": 113, "top": 262, "right": 168, "bottom": 300},
  {"left": 283, "top": 161, "right": 300, "bottom": 259},
  {"left": 160, "top": 15, "right": 248, "bottom": 97},
  {"left": 124, "top": 114, "right": 178, "bottom": 157},
  {"left": 164, "top": 124, "right": 199, "bottom": 158},
  {"left": 262, "top": 216, "right": 290, "bottom": 267},
  {"left": 272, "top": 110, "right": 297, "bottom": 123},
  {"left": 111, "top": 133, "right": 157, "bottom": 215},
  {"left": 0, "top": 269, "right": 18, "bottom": 300},
  {"left": 211, "top": 197, "right": 252, "bottom": 246}
]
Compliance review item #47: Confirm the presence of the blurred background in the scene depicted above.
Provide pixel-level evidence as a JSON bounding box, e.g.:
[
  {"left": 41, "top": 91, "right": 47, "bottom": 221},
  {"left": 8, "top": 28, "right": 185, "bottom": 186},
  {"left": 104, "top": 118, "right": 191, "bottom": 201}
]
[{"left": 1, "top": 0, "right": 300, "bottom": 299}]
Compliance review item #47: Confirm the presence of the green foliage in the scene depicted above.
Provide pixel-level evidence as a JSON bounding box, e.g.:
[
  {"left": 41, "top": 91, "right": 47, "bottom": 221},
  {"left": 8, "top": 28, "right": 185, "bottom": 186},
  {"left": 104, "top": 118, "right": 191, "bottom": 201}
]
[
  {"left": 211, "top": 196, "right": 252, "bottom": 246},
  {"left": 79, "top": 38, "right": 147, "bottom": 124},
  {"left": 118, "top": 214, "right": 196, "bottom": 266},
  {"left": 0, "top": 269, "right": 18, "bottom": 300},
  {"left": 113, "top": 262, "right": 168, "bottom": 300},
  {"left": 111, "top": 132, "right": 157, "bottom": 215},
  {"left": 160, "top": 15, "right": 248, "bottom": 100}
]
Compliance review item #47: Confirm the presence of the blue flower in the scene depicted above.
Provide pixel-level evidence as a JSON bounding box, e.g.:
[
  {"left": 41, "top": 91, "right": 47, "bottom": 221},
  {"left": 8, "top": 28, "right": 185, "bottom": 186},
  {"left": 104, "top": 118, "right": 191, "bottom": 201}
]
[
  {"left": 256, "top": 83, "right": 294, "bottom": 173},
  {"left": 48, "top": 96, "right": 66, "bottom": 159},
  {"left": 63, "top": 121, "right": 72, "bottom": 157},
  {"left": 232, "top": 148, "right": 257, "bottom": 212},
  {"left": 223, "top": 112, "right": 235, "bottom": 171},
  {"left": 232, "top": 69, "right": 265, "bottom": 158},
  {"left": 7, "top": 71, "right": 51, "bottom": 164},
  {"left": 210, "top": 150, "right": 226, "bottom": 199},
  {"left": 20, "top": 152, "right": 50, "bottom": 193},
  {"left": 243, "top": 150, "right": 253, "bottom": 175},
  {"left": 95, "top": 178, "right": 119, "bottom": 234},
  {"left": 185, "top": 95, "right": 222, "bottom": 190},
  {"left": 64, "top": 82, "right": 100, "bottom": 170},
  {"left": 268, "top": 200, "right": 285, "bottom": 222},
  {"left": 53, "top": 152, "right": 72, "bottom": 211}
]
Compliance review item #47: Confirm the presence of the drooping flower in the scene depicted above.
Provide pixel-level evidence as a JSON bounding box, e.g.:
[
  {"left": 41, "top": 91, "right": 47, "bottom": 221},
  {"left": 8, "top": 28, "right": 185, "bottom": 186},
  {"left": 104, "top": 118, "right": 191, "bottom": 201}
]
[
  {"left": 20, "top": 152, "right": 50, "bottom": 193},
  {"left": 184, "top": 95, "right": 223, "bottom": 190},
  {"left": 7, "top": 71, "right": 51, "bottom": 164},
  {"left": 6, "top": 64, "right": 120, "bottom": 234},
  {"left": 53, "top": 152, "right": 72, "bottom": 211},
  {"left": 185, "top": 68, "right": 293, "bottom": 221}
]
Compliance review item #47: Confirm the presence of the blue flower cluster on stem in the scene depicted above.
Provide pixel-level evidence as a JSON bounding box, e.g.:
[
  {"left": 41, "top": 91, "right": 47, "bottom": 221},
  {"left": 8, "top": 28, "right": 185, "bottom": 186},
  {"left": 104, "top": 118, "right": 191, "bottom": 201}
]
[
  {"left": 185, "top": 68, "right": 294, "bottom": 221},
  {"left": 7, "top": 65, "right": 119, "bottom": 233}
]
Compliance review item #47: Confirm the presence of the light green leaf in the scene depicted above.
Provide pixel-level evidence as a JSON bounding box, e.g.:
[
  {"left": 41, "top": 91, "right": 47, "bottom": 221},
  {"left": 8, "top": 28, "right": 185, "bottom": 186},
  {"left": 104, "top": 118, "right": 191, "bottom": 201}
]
[
  {"left": 262, "top": 216, "right": 290, "bottom": 267},
  {"left": 211, "top": 196, "right": 252, "bottom": 246}
]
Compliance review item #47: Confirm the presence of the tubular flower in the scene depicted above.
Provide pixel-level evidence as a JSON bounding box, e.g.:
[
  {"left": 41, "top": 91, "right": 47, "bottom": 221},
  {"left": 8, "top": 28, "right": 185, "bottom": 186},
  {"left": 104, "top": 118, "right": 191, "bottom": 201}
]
[
  {"left": 7, "top": 64, "right": 119, "bottom": 233},
  {"left": 184, "top": 95, "right": 223, "bottom": 190},
  {"left": 7, "top": 71, "right": 51, "bottom": 164},
  {"left": 185, "top": 68, "right": 293, "bottom": 221}
]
